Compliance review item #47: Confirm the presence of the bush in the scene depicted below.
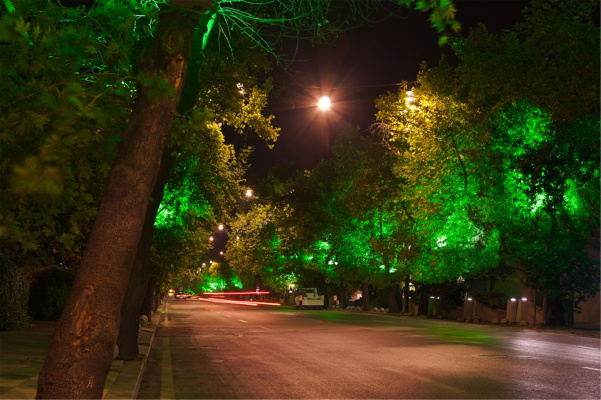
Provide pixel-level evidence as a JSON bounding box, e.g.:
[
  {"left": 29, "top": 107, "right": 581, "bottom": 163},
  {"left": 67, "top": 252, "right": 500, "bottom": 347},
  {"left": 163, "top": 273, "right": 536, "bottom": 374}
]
[
  {"left": 28, "top": 266, "right": 75, "bottom": 321},
  {"left": 0, "top": 255, "right": 31, "bottom": 331}
]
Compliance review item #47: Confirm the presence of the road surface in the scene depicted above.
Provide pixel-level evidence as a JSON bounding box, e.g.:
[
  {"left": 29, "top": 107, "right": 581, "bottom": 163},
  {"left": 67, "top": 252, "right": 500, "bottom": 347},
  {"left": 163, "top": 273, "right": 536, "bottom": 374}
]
[{"left": 137, "top": 300, "right": 600, "bottom": 399}]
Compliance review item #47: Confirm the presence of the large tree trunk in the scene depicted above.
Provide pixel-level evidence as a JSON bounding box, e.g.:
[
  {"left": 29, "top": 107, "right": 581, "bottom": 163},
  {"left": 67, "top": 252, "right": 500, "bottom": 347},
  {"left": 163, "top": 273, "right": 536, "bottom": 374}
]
[
  {"left": 36, "top": 12, "right": 198, "bottom": 399},
  {"left": 115, "top": 14, "right": 209, "bottom": 359},
  {"left": 116, "top": 151, "right": 177, "bottom": 360}
]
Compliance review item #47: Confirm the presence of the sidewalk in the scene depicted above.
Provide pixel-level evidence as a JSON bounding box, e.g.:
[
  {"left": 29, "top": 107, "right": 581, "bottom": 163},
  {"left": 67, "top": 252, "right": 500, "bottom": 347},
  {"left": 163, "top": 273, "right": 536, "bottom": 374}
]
[{"left": 0, "top": 308, "right": 162, "bottom": 400}]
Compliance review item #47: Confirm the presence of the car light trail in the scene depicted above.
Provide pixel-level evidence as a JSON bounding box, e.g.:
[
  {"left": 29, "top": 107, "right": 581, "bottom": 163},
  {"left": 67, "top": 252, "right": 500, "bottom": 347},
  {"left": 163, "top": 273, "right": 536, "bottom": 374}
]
[
  {"left": 245, "top": 300, "right": 281, "bottom": 306},
  {"left": 203, "top": 291, "right": 271, "bottom": 295},
  {"left": 198, "top": 297, "right": 281, "bottom": 307},
  {"left": 199, "top": 298, "right": 258, "bottom": 306}
]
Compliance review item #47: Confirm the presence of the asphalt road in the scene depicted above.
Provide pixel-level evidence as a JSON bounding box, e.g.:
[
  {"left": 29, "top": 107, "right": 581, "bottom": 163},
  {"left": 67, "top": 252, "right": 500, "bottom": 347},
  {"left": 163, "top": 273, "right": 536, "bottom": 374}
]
[{"left": 137, "top": 300, "right": 600, "bottom": 399}]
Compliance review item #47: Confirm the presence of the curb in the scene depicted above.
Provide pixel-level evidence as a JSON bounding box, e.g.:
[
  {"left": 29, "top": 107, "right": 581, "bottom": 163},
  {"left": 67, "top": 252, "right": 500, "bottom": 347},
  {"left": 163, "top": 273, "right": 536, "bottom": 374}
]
[{"left": 103, "top": 308, "right": 162, "bottom": 399}]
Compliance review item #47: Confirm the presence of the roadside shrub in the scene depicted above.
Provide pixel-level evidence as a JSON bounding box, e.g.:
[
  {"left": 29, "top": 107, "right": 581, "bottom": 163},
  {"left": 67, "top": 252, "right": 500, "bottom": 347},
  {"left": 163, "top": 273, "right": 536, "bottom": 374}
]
[
  {"left": 0, "top": 255, "right": 31, "bottom": 331},
  {"left": 28, "top": 266, "right": 75, "bottom": 321}
]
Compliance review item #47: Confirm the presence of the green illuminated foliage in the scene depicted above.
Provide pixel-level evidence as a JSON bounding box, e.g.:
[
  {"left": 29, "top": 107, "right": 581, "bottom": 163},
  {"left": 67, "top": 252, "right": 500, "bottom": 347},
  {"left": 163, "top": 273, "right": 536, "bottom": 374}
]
[
  {"left": 374, "top": 0, "right": 599, "bottom": 313},
  {"left": 489, "top": 101, "right": 600, "bottom": 307},
  {"left": 0, "top": 0, "right": 143, "bottom": 265},
  {"left": 375, "top": 66, "right": 501, "bottom": 284},
  {"left": 10, "top": 0, "right": 461, "bottom": 396},
  {"left": 152, "top": 49, "right": 279, "bottom": 289}
]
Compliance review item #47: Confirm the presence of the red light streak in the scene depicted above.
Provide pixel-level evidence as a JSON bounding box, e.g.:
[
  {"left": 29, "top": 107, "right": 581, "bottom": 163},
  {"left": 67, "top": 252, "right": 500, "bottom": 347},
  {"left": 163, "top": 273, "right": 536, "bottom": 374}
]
[
  {"left": 199, "top": 297, "right": 257, "bottom": 306},
  {"left": 248, "top": 301, "right": 281, "bottom": 306},
  {"left": 203, "top": 291, "right": 271, "bottom": 295},
  {"left": 198, "top": 297, "right": 280, "bottom": 307}
]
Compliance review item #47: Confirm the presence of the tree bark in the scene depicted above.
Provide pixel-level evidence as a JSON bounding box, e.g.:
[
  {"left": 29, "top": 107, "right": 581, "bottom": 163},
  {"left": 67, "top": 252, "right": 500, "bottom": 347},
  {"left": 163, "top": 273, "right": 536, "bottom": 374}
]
[
  {"left": 116, "top": 16, "right": 206, "bottom": 356},
  {"left": 36, "top": 12, "right": 198, "bottom": 399},
  {"left": 116, "top": 151, "right": 177, "bottom": 360}
]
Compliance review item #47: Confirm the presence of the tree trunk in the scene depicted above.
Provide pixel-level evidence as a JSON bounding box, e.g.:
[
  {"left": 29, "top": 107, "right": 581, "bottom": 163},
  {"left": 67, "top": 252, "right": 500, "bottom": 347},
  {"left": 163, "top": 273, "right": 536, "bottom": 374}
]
[
  {"left": 418, "top": 286, "right": 430, "bottom": 316},
  {"left": 153, "top": 290, "right": 162, "bottom": 313},
  {"left": 362, "top": 281, "right": 370, "bottom": 311},
  {"left": 116, "top": 151, "right": 176, "bottom": 360},
  {"left": 36, "top": 12, "right": 198, "bottom": 399},
  {"left": 339, "top": 272, "right": 347, "bottom": 309},
  {"left": 141, "top": 278, "right": 157, "bottom": 320},
  {"left": 546, "top": 297, "right": 566, "bottom": 326},
  {"left": 386, "top": 285, "right": 400, "bottom": 314},
  {"left": 402, "top": 275, "right": 410, "bottom": 313}
]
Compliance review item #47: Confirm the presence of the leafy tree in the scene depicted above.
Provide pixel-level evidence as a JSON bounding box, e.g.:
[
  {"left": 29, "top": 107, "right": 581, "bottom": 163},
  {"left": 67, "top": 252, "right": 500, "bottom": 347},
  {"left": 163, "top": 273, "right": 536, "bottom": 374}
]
[
  {"left": 454, "top": 0, "right": 599, "bottom": 122},
  {"left": 0, "top": 0, "right": 460, "bottom": 396},
  {"left": 488, "top": 102, "right": 599, "bottom": 322},
  {"left": 373, "top": 0, "right": 599, "bottom": 324},
  {"left": 0, "top": 0, "right": 137, "bottom": 267},
  {"left": 117, "top": 29, "right": 278, "bottom": 360},
  {"left": 453, "top": 0, "right": 599, "bottom": 324},
  {"left": 265, "top": 126, "right": 413, "bottom": 311},
  {"left": 226, "top": 202, "right": 298, "bottom": 293},
  {"left": 375, "top": 69, "right": 501, "bottom": 286}
]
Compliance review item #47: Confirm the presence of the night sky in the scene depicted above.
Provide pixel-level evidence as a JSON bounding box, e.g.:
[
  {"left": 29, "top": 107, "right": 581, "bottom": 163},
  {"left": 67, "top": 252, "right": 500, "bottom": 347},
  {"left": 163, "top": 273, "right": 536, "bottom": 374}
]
[{"left": 248, "top": 0, "right": 530, "bottom": 179}]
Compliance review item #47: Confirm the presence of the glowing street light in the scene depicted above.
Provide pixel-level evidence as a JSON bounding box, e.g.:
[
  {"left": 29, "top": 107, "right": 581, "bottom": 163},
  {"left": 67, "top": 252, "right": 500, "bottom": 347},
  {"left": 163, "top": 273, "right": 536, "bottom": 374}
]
[
  {"left": 245, "top": 189, "right": 253, "bottom": 198},
  {"left": 218, "top": 224, "right": 224, "bottom": 231},
  {"left": 317, "top": 96, "right": 331, "bottom": 110}
]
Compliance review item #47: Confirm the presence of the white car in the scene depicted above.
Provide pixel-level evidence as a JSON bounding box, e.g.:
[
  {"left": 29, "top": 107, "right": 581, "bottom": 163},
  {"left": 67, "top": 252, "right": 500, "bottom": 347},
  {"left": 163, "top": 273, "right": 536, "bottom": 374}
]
[{"left": 295, "top": 288, "right": 324, "bottom": 309}]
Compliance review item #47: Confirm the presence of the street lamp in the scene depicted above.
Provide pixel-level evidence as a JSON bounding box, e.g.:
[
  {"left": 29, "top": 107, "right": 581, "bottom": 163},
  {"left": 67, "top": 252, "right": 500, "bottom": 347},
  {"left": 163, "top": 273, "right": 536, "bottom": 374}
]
[{"left": 317, "top": 96, "right": 331, "bottom": 110}]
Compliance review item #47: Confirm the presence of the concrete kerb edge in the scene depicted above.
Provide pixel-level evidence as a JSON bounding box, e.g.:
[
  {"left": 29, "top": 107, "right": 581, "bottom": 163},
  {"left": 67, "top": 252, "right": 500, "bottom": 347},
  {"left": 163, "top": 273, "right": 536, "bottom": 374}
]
[
  {"left": 132, "top": 307, "right": 162, "bottom": 399},
  {"left": 103, "top": 307, "right": 162, "bottom": 400}
]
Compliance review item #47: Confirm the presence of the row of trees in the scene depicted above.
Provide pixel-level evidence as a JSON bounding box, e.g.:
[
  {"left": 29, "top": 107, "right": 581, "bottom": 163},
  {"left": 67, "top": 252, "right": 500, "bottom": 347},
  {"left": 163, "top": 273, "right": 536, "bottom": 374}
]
[
  {"left": 225, "top": 0, "right": 599, "bottom": 321},
  {"left": 1, "top": 0, "right": 459, "bottom": 397}
]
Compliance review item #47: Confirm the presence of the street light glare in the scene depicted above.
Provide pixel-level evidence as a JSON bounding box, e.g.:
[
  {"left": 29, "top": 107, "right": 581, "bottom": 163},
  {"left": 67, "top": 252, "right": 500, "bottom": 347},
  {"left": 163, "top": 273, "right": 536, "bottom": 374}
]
[{"left": 317, "top": 96, "right": 331, "bottom": 110}]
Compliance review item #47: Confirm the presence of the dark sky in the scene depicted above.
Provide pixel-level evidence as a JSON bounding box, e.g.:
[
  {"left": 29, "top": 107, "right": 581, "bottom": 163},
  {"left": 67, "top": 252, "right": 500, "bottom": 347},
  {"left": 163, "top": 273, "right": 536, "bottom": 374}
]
[{"left": 247, "top": 0, "right": 530, "bottom": 179}]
